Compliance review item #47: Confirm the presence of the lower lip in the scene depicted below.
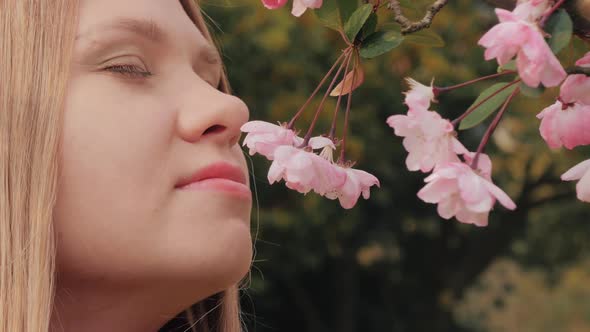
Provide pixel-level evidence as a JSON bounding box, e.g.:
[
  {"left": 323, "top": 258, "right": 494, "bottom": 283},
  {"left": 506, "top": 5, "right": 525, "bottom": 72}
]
[{"left": 176, "top": 178, "right": 252, "bottom": 199}]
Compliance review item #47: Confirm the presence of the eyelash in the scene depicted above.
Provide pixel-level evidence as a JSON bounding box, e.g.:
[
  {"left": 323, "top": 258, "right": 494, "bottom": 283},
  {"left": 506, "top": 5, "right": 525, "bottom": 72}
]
[
  {"left": 103, "top": 64, "right": 153, "bottom": 78},
  {"left": 103, "top": 63, "right": 223, "bottom": 90}
]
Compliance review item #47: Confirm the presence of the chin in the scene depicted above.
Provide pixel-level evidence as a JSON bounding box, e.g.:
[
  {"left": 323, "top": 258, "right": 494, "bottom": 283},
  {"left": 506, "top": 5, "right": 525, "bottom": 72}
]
[
  {"left": 163, "top": 192, "right": 253, "bottom": 288},
  {"left": 187, "top": 216, "right": 253, "bottom": 291}
]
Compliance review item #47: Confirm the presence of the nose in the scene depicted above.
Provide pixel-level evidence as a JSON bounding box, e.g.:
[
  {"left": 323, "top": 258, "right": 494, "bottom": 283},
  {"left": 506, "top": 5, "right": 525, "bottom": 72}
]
[{"left": 176, "top": 80, "right": 249, "bottom": 147}]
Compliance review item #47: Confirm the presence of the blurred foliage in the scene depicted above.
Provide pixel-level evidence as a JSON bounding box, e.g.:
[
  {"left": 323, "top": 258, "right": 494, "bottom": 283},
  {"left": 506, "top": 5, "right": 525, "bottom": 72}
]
[{"left": 201, "top": 0, "right": 590, "bottom": 331}]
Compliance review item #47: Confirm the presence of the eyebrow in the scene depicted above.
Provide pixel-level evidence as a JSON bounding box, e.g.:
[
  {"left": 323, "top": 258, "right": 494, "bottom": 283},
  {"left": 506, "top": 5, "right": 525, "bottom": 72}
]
[{"left": 75, "top": 17, "right": 222, "bottom": 65}]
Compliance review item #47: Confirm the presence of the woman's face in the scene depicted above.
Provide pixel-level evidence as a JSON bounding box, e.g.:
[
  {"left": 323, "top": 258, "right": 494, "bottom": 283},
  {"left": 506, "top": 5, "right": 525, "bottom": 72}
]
[{"left": 54, "top": 0, "right": 252, "bottom": 294}]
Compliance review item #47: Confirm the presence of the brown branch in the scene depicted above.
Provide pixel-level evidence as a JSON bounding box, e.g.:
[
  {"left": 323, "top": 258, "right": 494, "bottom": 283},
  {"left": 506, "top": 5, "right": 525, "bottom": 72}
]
[{"left": 387, "top": 0, "right": 450, "bottom": 34}]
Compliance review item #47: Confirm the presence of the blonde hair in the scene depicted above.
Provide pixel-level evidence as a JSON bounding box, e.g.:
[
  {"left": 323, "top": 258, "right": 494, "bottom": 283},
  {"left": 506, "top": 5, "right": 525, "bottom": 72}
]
[{"left": 0, "top": 0, "right": 245, "bottom": 331}]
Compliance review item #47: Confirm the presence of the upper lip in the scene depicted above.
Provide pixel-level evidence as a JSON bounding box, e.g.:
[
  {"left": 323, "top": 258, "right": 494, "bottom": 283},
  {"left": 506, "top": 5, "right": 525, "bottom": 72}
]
[{"left": 175, "top": 162, "right": 247, "bottom": 188}]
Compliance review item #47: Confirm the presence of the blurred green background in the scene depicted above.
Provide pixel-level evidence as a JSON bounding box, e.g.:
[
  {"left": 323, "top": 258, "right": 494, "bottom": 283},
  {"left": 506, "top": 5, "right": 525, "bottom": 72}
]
[{"left": 201, "top": 1, "right": 590, "bottom": 331}]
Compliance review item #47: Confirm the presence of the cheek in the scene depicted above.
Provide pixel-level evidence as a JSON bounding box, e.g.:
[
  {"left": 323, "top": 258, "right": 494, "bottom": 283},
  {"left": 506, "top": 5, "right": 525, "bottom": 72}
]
[{"left": 54, "top": 76, "right": 176, "bottom": 280}]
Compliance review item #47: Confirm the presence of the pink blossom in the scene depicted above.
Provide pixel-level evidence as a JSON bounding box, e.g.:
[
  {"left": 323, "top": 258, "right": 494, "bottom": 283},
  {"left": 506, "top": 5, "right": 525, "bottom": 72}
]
[
  {"left": 417, "top": 155, "right": 516, "bottom": 227},
  {"left": 267, "top": 145, "right": 347, "bottom": 196},
  {"left": 261, "top": 0, "right": 322, "bottom": 17},
  {"left": 560, "top": 52, "right": 590, "bottom": 105},
  {"left": 404, "top": 78, "right": 435, "bottom": 113},
  {"left": 536, "top": 101, "right": 590, "bottom": 149},
  {"left": 325, "top": 167, "right": 380, "bottom": 209},
  {"left": 241, "top": 121, "right": 302, "bottom": 160},
  {"left": 266, "top": 137, "right": 379, "bottom": 208},
  {"left": 561, "top": 159, "right": 590, "bottom": 202},
  {"left": 261, "top": 0, "right": 288, "bottom": 9},
  {"left": 311, "top": 138, "right": 380, "bottom": 208},
  {"left": 387, "top": 110, "right": 468, "bottom": 173},
  {"left": 478, "top": 9, "right": 566, "bottom": 88},
  {"left": 560, "top": 75, "right": 590, "bottom": 105},
  {"left": 463, "top": 152, "right": 493, "bottom": 180},
  {"left": 291, "top": 0, "right": 323, "bottom": 17}
]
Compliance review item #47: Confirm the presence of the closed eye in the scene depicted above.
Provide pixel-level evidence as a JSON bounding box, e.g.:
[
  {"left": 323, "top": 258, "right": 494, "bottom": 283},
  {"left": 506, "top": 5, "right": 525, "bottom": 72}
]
[{"left": 103, "top": 64, "right": 153, "bottom": 78}]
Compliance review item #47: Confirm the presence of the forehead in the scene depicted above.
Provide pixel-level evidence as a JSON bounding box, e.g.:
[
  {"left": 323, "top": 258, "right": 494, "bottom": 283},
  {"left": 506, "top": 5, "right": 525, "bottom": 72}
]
[{"left": 76, "top": 0, "right": 220, "bottom": 63}]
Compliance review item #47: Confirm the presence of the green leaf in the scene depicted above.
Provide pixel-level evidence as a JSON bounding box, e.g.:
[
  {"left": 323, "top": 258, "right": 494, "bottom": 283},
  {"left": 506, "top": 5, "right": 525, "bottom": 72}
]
[
  {"left": 360, "top": 12, "right": 378, "bottom": 40},
  {"left": 344, "top": 4, "right": 373, "bottom": 43},
  {"left": 403, "top": 29, "right": 445, "bottom": 47},
  {"left": 545, "top": 9, "right": 573, "bottom": 54},
  {"left": 360, "top": 30, "right": 404, "bottom": 59},
  {"left": 519, "top": 81, "right": 544, "bottom": 98},
  {"left": 314, "top": 1, "right": 341, "bottom": 30},
  {"left": 459, "top": 82, "right": 519, "bottom": 130}
]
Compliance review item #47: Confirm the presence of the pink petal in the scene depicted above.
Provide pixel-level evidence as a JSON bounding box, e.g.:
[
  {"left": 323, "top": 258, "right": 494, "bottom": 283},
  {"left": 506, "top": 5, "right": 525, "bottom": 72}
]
[
  {"left": 241, "top": 120, "right": 283, "bottom": 133},
  {"left": 482, "top": 180, "right": 517, "bottom": 210},
  {"left": 576, "top": 170, "right": 590, "bottom": 202},
  {"left": 560, "top": 75, "right": 590, "bottom": 105},
  {"left": 517, "top": 31, "right": 566, "bottom": 88},
  {"left": 458, "top": 173, "right": 494, "bottom": 213},
  {"left": 479, "top": 20, "right": 527, "bottom": 65},
  {"left": 418, "top": 178, "right": 457, "bottom": 203},
  {"left": 456, "top": 209, "right": 489, "bottom": 227},
  {"left": 561, "top": 159, "right": 590, "bottom": 181},
  {"left": 537, "top": 101, "right": 565, "bottom": 149},
  {"left": 404, "top": 77, "right": 435, "bottom": 112},
  {"left": 437, "top": 197, "right": 461, "bottom": 219},
  {"left": 291, "top": 0, "right": 307, "bottom": 16},
  {"left": 308, "top": 136, "right": 335, "bottom": 150},
  {"left": 452, "top": 138, "right": 469, "bottom": 155},
  {"left": 261, "top": 0, "right": 288, "bottom": 9}
]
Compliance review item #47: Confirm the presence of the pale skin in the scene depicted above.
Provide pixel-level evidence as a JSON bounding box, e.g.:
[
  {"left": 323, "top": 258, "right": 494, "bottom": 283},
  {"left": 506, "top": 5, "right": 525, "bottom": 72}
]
[{"left": 50, "top": 0, "right": 252, "bottom": 331}]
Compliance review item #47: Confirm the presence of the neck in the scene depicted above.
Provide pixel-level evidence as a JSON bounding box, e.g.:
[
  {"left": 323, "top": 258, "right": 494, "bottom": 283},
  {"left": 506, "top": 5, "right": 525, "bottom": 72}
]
[{"left": 50, "top": 278, "right": 214, "bottom": 332}]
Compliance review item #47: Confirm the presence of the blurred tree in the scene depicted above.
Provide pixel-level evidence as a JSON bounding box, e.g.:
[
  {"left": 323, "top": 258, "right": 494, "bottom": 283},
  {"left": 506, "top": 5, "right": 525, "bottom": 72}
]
[{"left": 201, "top": 0, "right": 590, "bottom": 331}]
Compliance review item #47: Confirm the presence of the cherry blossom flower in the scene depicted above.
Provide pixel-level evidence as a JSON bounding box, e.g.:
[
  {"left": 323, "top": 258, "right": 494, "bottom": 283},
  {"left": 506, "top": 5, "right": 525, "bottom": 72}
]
[
  {"left": 561, "top": 159, "right": 590, "bottom": 202},
  {"left": 267, "top": 144, "right": 347, "bottom": 195},
  {"left": 291, "top": 0, "right": 323, "bottom": 17},
  {"left": 417, "top": 153, "right": 516, "bottom": 227},
  {"left": 478, "top": 8, "right": 566, "bottom": 88},
  {"left": 313, "top": 141, "right": 380, "bottom": 209},
  {"left": 536, "top": 101, "right": 590, "bottom": 149},
  {"left": 261, "top": 0, "right": 322, "bottom": 17},
  {"left": 241, "top": 121, "right": 303, "bottom": 160},
  {"left": 403, "top": 78, "right": 436, "bottom": 113},
  {"left": 266, "top": 136, "right": 379, "bottom": 208},
  {"left": 387, "top": 110, "right": 468, "bottom": 172},
  {"left": 560, "top": 52, "right": 590, "bottom": 105},
  {"left": 324, "top": 167, "right": 380, "bottom": 209}
]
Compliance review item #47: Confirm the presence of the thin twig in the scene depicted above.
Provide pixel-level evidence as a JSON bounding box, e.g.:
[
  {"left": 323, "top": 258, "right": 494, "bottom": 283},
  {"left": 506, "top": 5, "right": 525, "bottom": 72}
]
[
  {"left": 471, "top": 87, "right": 520, "bottom": 170},
  {"left": 566, "top": 66, "right": 590, "bottom": 76},
  {"left": 387, "top": 0, "right": 450, "bottom": 34},
  {"left": 451, "top": 79, "right": 521, "bottom": 128}
]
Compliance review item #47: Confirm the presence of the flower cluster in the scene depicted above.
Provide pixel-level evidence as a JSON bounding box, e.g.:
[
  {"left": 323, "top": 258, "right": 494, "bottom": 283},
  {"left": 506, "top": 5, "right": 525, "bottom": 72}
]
[
  {"left": 388, "top": 79, "right": 516, "bottom": 227},
  {"left": 478, "top": 0, "right": 566, "bottom": 88},
  {"left": 241, "top": 121, "right": 379, "bottom": 209},
  {"left": 535, "top": 52, "right": 590, "bottom": 202}
]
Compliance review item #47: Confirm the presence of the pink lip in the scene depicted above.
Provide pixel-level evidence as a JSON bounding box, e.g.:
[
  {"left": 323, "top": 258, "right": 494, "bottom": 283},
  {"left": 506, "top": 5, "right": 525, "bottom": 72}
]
[{"left": 175, "top": 162, "right": 251, "bottom": 199}]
